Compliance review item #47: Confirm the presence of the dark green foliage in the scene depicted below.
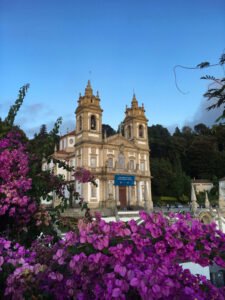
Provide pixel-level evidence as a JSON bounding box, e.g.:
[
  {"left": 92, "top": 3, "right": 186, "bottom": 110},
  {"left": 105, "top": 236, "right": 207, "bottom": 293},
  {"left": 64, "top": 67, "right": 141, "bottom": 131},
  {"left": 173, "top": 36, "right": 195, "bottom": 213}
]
[
  {"left": 28, "top": 118, "right": 62, "bottom": 173},
  {"left": 102, "top": 124, "right": 116, "bottom": 138},
  {"left": 197, "top": 62, "right": 210, "bottom": 69},
  {"left": 149, "top": 122, "right": 225, "bottom": 203},
  {"left": 194, "top": 123, "right": 211, "bottom": 135},
  {"left": 186, "top": 136, "right": 217, "bottom": 179},
  {"left": 148, "top": 125, "right": 171, "bottom": 158}
]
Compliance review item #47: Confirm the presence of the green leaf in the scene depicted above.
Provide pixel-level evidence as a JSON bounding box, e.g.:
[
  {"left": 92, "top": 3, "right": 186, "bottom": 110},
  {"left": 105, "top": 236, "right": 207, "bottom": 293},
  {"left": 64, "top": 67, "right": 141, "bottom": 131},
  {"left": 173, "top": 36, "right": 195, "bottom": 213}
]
[{"left": 197, "top": 62, "right": 210, "bottom": 69}]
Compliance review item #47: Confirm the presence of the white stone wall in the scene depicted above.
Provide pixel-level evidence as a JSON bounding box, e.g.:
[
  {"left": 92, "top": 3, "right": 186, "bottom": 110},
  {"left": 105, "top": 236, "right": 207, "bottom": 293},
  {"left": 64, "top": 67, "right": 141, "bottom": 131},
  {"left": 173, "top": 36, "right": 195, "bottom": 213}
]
[{"left": 219, "top": 180, "right": 225, "bottom": 201}]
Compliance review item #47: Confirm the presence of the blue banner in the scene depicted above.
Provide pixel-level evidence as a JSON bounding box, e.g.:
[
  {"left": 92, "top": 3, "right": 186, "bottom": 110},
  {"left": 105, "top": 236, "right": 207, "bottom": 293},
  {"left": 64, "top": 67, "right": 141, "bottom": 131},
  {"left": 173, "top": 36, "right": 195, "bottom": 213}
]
[{"left": 114, "top": 175, "right": 135, "bottom": 186}]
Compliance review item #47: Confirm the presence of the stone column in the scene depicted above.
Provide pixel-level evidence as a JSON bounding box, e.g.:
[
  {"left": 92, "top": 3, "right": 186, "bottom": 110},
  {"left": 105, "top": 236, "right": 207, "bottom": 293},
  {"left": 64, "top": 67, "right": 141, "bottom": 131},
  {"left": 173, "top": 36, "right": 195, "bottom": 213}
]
[
  {"left": 144, "top": 181, "right": 153, "bottom": 211},
  {"left": 127, "top": 186, "right": 131, "bottom": 207},
  {"left": 105, "top": 181, "right": 108, "bottom": 200},
  {"left": 136, "top": 181, "right": 140, "bottom": 206},
  {"left": 115, "top": 185, "right": 120, "bottom": 206},
  {"left": 100, "top": 179, "right": 106, "bottom": 208}
]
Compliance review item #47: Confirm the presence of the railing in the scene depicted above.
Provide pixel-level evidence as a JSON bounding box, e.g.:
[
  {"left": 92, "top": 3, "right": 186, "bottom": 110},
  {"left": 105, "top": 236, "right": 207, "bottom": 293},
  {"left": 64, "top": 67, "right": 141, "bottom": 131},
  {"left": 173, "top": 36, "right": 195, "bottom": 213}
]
[{"left": 89, "top": 166, "right": 149, "bottom": 176}]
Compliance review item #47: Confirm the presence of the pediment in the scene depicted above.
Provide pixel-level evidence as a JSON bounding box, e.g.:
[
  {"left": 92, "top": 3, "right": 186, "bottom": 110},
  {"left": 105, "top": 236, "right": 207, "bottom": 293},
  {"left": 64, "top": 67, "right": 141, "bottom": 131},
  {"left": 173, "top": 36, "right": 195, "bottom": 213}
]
[{"left": 106, "top": 134, "right": 138, "bottom": 149}]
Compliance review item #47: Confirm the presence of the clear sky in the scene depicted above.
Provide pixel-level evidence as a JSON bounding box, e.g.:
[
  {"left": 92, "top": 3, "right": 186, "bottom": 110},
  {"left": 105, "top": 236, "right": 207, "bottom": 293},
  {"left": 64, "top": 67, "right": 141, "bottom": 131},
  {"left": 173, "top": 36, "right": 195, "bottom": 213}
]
[{"left": 1, "top": 0, "right": 225, "bottom": 137}]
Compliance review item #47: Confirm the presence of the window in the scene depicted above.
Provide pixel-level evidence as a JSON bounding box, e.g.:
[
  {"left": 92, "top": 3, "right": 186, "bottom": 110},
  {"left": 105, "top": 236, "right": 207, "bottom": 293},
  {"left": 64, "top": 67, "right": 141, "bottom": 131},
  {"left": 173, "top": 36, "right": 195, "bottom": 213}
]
[
  {"left": 127, "top": 125, "right": 132, "bottom": 139},
  {"left": 118, "top": 153, "right": 125, "bottom": 169},
  {"left": 79, "top": 115, "right": 82, "bottom": 131},
  {"left": 140, "top": 161, "right": 145, "bottom": 171},
  {"left": 91, "top": 184, "right": 97, "bottom": 198},
  {"left": 129, "top": 160, "right": 134, "bottom": 170},
  {"left": 90, "top": 156, "right": 97, "bottom": 168},
  {"left": 90, "top": 115, "right": 96, "bottom": 130},
  {"left": 108, "top": 158, "right": 113, "bottom": 168},
  {"left": 139, "top": 124, "right": 144, "bottom": 138}
]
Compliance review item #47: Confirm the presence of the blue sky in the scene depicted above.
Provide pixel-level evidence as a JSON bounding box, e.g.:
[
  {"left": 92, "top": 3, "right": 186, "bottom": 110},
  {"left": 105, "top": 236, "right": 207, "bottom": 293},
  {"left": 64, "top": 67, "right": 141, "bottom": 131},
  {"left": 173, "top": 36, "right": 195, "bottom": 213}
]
[{"left": 1, "top": 0, "right": 225, "bottom": 137}]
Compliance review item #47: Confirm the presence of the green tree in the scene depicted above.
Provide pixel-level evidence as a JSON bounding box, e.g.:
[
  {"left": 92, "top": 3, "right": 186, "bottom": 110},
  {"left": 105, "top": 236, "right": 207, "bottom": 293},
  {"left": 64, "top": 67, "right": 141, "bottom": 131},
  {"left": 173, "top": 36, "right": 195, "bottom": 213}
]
[
  {"left": 102, "top": 124, "right": 116, "bottom": 138},
  {"left": 186, "top": 135, "right": 217, "bottom": 179},
  {"left": 148, "top": 125, "right": 171, "bottom": 158},
  {"left": 194, "top": 123, "right": 211, "bottom": 135}
]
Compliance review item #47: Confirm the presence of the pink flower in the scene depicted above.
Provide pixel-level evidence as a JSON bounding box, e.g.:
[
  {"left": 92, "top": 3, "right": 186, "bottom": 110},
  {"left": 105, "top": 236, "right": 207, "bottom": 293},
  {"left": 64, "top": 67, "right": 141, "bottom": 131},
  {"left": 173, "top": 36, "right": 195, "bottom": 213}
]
[
  {"left": 130, "top": 277, "right": 139, "bottom": 287},
  {"left": 112, "top": 288, "right": 121, "bottom": 298},
  {"left": 114, "top": 265, "right": 126, "bottom": 277}
]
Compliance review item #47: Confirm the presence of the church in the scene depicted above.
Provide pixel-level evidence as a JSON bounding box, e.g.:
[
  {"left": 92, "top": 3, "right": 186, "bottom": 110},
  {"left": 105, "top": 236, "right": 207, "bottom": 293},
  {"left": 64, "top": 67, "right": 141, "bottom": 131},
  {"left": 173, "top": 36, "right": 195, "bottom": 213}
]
[{"left": 46, "top": 81, "right": 153, "bottom": 211}]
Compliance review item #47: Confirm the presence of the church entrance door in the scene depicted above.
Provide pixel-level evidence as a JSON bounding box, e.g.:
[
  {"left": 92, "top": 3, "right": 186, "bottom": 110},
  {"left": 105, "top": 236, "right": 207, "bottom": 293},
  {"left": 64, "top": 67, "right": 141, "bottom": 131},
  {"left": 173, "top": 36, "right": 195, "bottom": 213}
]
[{"left": 119, "top": 186, "right": 127, "bottom": 208}]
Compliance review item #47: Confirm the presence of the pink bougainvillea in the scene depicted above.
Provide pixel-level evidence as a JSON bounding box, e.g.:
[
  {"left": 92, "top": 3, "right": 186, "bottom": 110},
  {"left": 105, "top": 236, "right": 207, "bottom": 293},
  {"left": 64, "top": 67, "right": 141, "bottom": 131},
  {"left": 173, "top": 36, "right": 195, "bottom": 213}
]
[
  {"left": 0, "top": 131, "right": 36, "bottom": 227},
  {"left": 74, "top": 167, "right": 95, "bottom": 184},
  {"left": 1, "top": 212, "right": 225, "bottom": 299}
]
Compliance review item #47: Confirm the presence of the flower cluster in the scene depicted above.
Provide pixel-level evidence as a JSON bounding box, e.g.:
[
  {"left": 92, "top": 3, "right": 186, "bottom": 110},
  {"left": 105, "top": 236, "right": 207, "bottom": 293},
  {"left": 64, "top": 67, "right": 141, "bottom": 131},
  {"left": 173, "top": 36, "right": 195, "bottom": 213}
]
[
  {"left": 0, "top": 131, "right": 36, "bottom": 228},
  {"left": 73, "top": 167, "right": 95, "bottom": 184},
  {"left": 1, "top": 212, "right": 225, "bottom": 299}
]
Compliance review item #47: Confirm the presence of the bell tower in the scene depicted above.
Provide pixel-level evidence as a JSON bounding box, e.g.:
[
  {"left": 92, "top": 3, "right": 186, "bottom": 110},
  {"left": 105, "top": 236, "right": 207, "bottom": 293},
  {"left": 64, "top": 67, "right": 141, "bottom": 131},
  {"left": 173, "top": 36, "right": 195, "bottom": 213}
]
[
  {"left": 75, "top": 81, "right": 103, "bottom": 144},
  {"left": 123, "top": 94, "right": 149, "bottom": 149}
]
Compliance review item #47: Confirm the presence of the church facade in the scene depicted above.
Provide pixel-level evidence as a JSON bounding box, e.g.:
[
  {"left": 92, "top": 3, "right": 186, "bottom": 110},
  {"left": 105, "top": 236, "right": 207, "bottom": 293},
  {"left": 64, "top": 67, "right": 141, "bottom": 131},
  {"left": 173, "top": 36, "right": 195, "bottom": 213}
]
[{"left": 48, "top": 81, "right": 153, "bottom": 211}]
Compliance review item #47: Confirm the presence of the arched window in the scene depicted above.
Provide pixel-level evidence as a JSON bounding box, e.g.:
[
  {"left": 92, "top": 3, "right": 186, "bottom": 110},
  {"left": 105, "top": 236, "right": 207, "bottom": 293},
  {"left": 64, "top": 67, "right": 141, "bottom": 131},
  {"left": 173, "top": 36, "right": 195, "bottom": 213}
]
[
  {"left": 90, "top": 115, "right": 96, "bottom": 130},
  {"left": 108, "top": 158, "right": 113, "bottom": 168},
  {"left": 79, "top": 115, "right": 82, "bottom": 131},
  {"left": 127, "top": 125, "right": 132, "bottom": 139},
  {"left": 139, "top": 124, "right": 144, "bottom": 138}
]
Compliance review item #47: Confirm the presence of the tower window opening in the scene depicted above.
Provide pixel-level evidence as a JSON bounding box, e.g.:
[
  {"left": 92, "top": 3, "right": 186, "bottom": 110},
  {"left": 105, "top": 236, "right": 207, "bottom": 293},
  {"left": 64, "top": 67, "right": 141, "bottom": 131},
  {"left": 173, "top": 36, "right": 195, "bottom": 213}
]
[
  {"left": 90, "top": 115, "right": 96, "bottom": 130},
  {"left": 139, "top": 124, "right": 144, "bottom": 138},
  {"left": 79, "top": 115, "right": 82, "bottom": 131},
  {"left": 127, "top": 125, "right": 132, "bottom": 139}
]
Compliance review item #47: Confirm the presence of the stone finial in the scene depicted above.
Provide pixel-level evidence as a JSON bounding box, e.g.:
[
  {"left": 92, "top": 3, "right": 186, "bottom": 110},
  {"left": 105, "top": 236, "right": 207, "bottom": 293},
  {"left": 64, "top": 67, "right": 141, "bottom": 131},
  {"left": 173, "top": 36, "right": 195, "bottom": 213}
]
[
  {"left": 85, "top": 80, "right": 93, "bottom": 97},
  {"left": 205, "top": 191, "right": 210, "bottom": 209},
  {"left": 191, "top": 184, "right": 199, "bottom": 213},
  {"left": 87, "top": 80, "right": 91, "bottom": 88},
  {"left": 191, "top": 184, "right": 197, "bottom": 202},
  {"left": 131, "top": 93, "right": 138, "bottom": 108}
]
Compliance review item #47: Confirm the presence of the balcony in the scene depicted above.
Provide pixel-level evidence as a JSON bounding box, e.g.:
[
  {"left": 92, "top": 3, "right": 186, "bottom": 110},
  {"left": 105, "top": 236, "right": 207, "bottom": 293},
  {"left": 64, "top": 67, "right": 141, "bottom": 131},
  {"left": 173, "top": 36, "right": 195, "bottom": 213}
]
[{"left": 89, "top": 166, "right": 149, "bottom": 177}]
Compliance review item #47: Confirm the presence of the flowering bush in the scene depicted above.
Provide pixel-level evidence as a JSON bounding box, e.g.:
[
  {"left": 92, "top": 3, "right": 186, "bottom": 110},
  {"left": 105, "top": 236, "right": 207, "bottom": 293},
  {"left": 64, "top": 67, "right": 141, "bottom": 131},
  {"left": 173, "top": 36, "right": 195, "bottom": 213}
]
[
  {"left": 0, "top": 131, "right": 36, "bottom": 230},
  {"left": 1, "top": 212, "right": 225, "bottom": 299}
]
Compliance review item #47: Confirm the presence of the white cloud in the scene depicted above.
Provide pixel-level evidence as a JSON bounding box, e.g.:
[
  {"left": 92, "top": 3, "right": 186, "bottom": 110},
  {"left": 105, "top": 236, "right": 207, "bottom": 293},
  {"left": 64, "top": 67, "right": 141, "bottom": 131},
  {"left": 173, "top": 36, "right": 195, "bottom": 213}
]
[{"left": 184, "top": 98, "right": 224, "bottom": 128}]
